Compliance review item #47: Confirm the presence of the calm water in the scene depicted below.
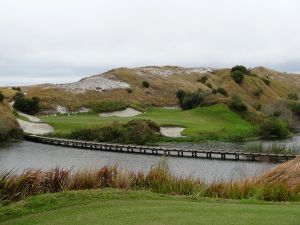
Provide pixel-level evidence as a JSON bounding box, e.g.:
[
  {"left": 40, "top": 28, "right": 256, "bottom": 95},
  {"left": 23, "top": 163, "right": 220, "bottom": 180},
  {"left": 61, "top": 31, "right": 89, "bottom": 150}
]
[{"left": 0, "top": 141, "right": 280, "bottom": 182}]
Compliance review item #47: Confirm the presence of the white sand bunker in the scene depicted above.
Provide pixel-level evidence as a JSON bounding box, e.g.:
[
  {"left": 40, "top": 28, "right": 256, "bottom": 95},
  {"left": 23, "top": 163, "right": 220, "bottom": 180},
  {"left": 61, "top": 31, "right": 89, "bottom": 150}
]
[
  {"left": 17, "top": 119, "right": 54, "bottom": 135},
  {"left": 17, "top": 112, "right": 41, "bottom": 122},
  {"left": 160, "top": 127, "right": 185, "bottom": 138},
  {"left": 99, "top": 108, "right": 142, "bottom": 117}
]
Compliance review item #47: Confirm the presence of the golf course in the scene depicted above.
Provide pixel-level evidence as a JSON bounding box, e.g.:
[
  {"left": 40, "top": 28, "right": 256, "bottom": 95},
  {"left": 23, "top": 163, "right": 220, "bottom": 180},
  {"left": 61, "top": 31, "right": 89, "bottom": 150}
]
[
  {"left": 1, "top": 189, "right": 299, "bottom": 225},
  {"left": 41, "top": 104, "right": 255, "bottom": 140}
]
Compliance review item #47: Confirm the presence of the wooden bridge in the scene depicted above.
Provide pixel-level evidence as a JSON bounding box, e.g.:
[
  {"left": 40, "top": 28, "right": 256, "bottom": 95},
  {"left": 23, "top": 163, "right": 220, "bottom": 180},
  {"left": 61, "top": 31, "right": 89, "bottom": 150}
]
[{"left": 24, "top": 135, "right": 298, "bottom": 162}]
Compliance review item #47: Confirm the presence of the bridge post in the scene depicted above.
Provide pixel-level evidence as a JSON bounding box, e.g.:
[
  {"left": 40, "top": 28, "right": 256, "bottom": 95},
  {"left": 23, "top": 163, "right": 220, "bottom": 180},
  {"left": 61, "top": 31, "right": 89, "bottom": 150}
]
[{"left": 221, "top": 153, "right": 225, "bottom": 160}]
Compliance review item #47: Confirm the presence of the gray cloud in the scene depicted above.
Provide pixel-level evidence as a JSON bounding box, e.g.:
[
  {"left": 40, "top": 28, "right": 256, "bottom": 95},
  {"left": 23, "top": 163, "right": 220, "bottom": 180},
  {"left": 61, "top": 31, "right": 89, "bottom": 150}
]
[{"left": 0, "top": 0, "right": 299, "bottom": 85}]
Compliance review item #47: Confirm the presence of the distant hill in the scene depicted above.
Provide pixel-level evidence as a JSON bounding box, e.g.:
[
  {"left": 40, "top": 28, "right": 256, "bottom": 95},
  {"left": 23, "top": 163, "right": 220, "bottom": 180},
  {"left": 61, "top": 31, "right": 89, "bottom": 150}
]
[{"left": 8, "top": 66, "right": 300, "bottom": 126}]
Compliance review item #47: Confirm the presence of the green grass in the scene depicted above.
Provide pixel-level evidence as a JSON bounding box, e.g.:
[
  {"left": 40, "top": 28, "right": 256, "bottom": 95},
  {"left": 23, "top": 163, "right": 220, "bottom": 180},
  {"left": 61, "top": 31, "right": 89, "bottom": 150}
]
[
  {"left": 40, "top": 104, "right": 255, "bottom": 140},
  {"left": 1, "top": 189, "right": 299, "bottom": 225}
]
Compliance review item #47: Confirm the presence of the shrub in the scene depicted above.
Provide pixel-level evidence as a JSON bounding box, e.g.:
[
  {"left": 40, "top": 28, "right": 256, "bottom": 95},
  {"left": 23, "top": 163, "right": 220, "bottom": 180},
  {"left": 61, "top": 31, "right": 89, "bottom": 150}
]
[
  {"left": 13, "top": 95, "right": 40, "bottom": 115},
  {"left": 261, "top": 77, "right": 271, "bottom": 86},
  {"left": 180, "top": 91, "right": 207, "bottom": 110},
  {"left": 216, "top": 87, "right": 228, "bottom": 96},
  {"left": 253, "top": 88, "right": 263, "bottom": 97},
  {"left": 206, "top": 83, "right": 212, "bottom": 89},
  {"left": 231, "top": 71, "right": 244, "bottom": 84},
  {"left": 91, "top": 101, "right": 127, "bottom": 113},
  {"left": 212, "top": 89, "right": 217, "bottom": 94},
  {"left": 229, "top": 96, "right": 247, "bottom": 112},
  {"left": 290, "top": 103, "right": 300, "bottom": 119},
  {"left": 259, "top": 117, "right": 290, "bottom": 138},
  {"left": 255, "top": 104, "right": 262, "bottom": 111},
  {"left": 69, "top": 120, "right": 160, "bottom": 145},
  {"left": 231, "top": 65, "right": 249, "bottom": 74},
  {"left": 0, "top": 92, "right": 4, "bottom": 102},
  {"left": 12, "top": 87, "right": 21, "bottom": 91},
  {"left": 272, "top": 111, "right": 281, "bottom": 117},
  {"left": 126, "top": 88, "right": 133, "bottom": 93},
  {"left": 287, "top": 93, "right": 298, "bottom": 101},
  {"left": 198, "top": 76, "right": 208, "bottom": 83},
  {"left": 175, "top": 89, "right": 186, "bottom": 103},
  {"left": 142, "top": 80, "right": 150, "bottom": 88}
]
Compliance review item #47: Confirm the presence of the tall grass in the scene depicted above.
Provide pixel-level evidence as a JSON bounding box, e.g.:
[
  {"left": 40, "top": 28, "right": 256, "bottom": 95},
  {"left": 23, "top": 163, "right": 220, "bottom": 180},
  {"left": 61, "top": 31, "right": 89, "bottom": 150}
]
[
  {"left": 1, "top": 160, "right": 299, "bottom": 205},
  {"left": 245, "top": 143, "right": 299, "bottom": 155}
]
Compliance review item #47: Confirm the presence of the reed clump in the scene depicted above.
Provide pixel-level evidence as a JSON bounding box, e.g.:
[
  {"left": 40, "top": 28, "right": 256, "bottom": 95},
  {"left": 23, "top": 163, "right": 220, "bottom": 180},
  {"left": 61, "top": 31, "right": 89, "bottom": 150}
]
[{"left": 1, "top": 159, "right": 299, "bottom": 205}]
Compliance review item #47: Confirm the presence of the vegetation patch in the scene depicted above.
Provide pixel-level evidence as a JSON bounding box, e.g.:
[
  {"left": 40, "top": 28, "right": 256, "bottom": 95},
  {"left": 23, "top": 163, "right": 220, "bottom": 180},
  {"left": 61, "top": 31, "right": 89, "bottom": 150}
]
[
  {"left": 176, "top": 90, "right": 207, "bottom": 110},
  {"left": 245, "top": 143, "right": 299, "bottom": 155},
  {"left": 69, "top": 119, "right": 160, "bottom": 145},
  {"left": 1, "top": 160, "right": 299, "bottom": 207},
  {"left": 229, "top": 96, "right": 247, "bottom": 112},
  {"left": 91, "top": 101, "right": 127, "bottom": 113},
  {"left": 259, "top": 117, "right": 290, "bottom": 138},
  {"left": 13, "top": 93, "right": 40, "bottom": 115}
]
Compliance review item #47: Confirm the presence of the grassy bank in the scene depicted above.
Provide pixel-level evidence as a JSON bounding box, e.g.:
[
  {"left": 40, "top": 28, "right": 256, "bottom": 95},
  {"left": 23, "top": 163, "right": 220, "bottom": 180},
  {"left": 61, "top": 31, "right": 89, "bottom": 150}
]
[
  {"left": 1, "top": 160, "right": 299, "bottom": 205},
  {"left": 0, "top": 103, "right": 22, "bottom": 142},
  {"left": 41, "top": 104, "right": 256, "bottom": 141},
  {"left": 1, "top": 189, "right": 299, "bottom": 225}
]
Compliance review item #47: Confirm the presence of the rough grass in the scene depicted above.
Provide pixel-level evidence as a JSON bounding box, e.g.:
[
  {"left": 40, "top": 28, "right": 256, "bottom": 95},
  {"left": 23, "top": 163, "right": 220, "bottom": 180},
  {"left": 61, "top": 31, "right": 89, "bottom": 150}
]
[
  {"left": 1, "top": 159, "right": 299, "bottom": 205},
  {"left": 1, "top": 189, "right": 300, "bottom": 225},
  {"left": 41, "top": 104, "right": 256, "bottom": 140},
  {"left": 0, "top": 103, "right": 20, "bottom": 142}
]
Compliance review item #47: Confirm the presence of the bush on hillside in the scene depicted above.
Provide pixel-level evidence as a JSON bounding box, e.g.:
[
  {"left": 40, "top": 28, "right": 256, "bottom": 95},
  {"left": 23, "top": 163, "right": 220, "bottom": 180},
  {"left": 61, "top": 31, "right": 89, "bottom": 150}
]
[
  {"left": 91, "top": 101, "right": 127, "bottom": 113},
  {"left": 231, "top": 71, "right": 244, "bottom": 84},
  {"left": 198, "top": 76, "right": 208, "bottom": 83},
  {"left": 176, "top": 91, "right": 207, "bottom": 110},
  {"left": 287, "top": 93, "right": 299, "bottom": 101},
  {"left": 231, "top": 65, "right": 249, "bottom": 74},
  {"left": 229, "top": 96, "right": 247, "bottom": 112},
  {"left": 12, "top": 87, "right": 21, "bottom": 91},
  {"left": 13, "top": 95, "right": 40, "bottom": 115},
  {"left": 142, "top": 80, "right": 150, "bottom": 88},
  {"left": 290, "top": 103, "right": 300, "bottom": 119},
  {"left": 253, "top": 88, "right": 263, "bottom": 97},
  {"left": 13, "top": 92, "right": 24, "bottom": 100},
  {"left": 69, "top": 119, "right": 160, "bottom": 145},
  {"left": 261, "top": 77, "right": 271, "bottom": 86},
  {"left": 259, "top": 117, "right": 290, "bottom": 138},
  {"left": 216, "top": 87, "right": 228, "bottom": 96},
  {"left": 0, "top": 92, "right": 4, "bottom": 102},
  {"left": 175, "top": 89, "right": 186, "bottom": 103},
  {"left": 206, "top": 83, "right": 212, "bottom": 89}
]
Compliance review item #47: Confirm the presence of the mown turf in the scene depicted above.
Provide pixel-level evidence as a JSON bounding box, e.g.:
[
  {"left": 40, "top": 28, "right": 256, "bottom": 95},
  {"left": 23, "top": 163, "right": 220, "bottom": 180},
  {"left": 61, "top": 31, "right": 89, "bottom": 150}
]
[
  {"left": 0, "top": 189, "right": 299, "bottom": 225},
  {"left": 40, "top": 104, "right": 255, "bottom": 140}
]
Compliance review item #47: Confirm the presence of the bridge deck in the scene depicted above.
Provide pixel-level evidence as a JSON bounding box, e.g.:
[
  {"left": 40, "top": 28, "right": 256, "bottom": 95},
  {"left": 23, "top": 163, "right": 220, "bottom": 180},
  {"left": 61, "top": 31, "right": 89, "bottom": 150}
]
[{"left": 24, "top": 135, "right": 298, "bottom": 162}]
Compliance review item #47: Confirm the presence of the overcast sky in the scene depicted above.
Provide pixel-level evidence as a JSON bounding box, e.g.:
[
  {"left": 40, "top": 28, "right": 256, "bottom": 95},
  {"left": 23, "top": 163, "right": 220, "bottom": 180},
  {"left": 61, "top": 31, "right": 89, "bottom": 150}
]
[{"left": 0, "top": 0, "right": 300, "bottom": 85}]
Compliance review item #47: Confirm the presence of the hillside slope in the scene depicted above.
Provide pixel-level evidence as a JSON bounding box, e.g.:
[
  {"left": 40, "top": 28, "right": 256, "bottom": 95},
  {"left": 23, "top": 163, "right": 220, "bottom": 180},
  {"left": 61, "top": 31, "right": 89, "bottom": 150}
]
[
  {"left": 22, "top": 66, "right": 300, "bottom": 124},
  {"left": 0, "top": 102, "right": 20, "bottom": 141}
]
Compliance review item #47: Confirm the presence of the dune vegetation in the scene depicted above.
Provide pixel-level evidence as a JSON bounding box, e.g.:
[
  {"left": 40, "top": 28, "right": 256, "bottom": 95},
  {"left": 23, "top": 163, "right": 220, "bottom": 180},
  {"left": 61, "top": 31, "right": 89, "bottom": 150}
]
[
  {"left": 1, "top": 158, "right": 299, "bottom": 205},
  {"left": 0, "top": 102, "right": 22, "bottom": 142}
]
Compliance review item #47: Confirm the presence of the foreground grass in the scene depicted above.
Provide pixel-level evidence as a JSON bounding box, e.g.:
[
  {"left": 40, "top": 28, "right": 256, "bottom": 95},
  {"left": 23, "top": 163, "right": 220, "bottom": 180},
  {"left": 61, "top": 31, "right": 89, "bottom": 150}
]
[
  {"left": 41, "top": 104, "right": 255, "bottom": 140},
  {"left": 1, "top": 189, "right": 299, "bottom": 225}
]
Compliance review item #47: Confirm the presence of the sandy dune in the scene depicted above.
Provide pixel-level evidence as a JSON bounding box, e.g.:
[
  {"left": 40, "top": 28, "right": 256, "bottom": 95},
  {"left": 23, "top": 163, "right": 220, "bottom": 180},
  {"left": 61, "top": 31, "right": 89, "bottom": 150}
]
[
  {"left": 99, "top": 108, "right": 142, "bottom": 117},
  {"left": 160, "top": 127, "right": 185, "bottom": 137}
]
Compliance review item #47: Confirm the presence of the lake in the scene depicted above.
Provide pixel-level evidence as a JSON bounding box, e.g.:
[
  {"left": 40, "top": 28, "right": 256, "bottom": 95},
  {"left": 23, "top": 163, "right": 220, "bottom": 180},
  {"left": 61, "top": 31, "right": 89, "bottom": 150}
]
[{"left": 0, "top": 140, "right": 285, "bottom": 182}]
